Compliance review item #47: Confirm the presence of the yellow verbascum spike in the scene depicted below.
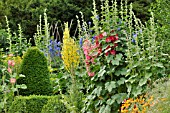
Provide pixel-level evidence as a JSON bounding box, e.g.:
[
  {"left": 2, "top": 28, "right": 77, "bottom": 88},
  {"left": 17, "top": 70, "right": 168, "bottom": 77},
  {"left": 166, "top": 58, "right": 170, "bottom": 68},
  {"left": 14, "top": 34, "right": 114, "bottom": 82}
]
[{"left": 61, "top": 22, "right": 80, "bottom": 73}]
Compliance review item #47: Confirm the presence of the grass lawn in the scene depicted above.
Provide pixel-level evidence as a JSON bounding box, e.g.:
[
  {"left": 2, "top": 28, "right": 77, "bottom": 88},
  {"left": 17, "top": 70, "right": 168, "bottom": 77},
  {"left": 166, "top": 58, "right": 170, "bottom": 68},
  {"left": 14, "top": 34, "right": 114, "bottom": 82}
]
[{"left": 147, "top": 78, "right": 170, "bottom": 113}]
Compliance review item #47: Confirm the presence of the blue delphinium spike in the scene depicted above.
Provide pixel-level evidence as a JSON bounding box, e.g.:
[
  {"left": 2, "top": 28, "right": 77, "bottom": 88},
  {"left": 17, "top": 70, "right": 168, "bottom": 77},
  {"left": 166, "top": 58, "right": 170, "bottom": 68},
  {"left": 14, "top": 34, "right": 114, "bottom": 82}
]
[
  {"left": 132, "top": 39, "right": 136, "bottom": 44},
  {"left": 79, "top": 37, "right": 83, "bottom": 47}
]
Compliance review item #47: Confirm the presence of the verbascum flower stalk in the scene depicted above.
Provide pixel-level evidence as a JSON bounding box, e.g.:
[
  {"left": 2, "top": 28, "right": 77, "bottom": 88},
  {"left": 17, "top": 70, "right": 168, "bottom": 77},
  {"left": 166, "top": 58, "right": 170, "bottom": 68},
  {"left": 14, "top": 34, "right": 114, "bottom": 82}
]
[{"left": 61, "top": 23, "right": 80, "bottom": 73}]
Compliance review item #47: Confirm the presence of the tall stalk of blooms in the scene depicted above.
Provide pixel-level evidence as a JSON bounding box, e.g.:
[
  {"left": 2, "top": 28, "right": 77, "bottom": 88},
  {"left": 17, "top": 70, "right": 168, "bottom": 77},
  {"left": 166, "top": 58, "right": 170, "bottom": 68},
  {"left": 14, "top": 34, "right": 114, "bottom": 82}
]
[
  {"left": 61, "top": 23, "right": 81, "bottom": 113},
  {"left": 61, "top": 23, "right": 80, "bottom": 74}
]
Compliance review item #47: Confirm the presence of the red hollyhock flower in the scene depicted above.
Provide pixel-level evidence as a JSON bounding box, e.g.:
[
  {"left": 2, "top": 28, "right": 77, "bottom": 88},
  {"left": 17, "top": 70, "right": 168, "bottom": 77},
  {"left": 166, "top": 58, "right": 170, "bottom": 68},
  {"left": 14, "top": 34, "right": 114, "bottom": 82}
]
[
  {"left": 99, "top": 33, "right": 104, "bottom": 39},
  {"left": 115, "top": 34, "right": 119, "bottom": 40},
  {"left": 106, "top": 37, "right": 111, "bottom": 42},
  {"left": 105, "top": 52, "right": 109, "bottom": 56},
  {"left": 114, "top": 43, "right": 118, "bottom": 47},
  {"left": 106, "top": 45, "right": 110, "bottom": 50},
  {"left": 110, "top": 50, "right": 116, "bottom": 55}
]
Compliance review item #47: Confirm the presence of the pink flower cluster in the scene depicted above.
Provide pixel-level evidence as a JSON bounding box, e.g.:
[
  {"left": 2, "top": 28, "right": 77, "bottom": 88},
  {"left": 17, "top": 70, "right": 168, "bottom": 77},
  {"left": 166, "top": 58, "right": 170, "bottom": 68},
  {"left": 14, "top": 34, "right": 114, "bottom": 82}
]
[
  {"left": 82, "top": 31, "right": 119, "bottom": 77},
  {"left": 7, "top": 54, "right": 16, "bottom": 84},
  {"left": 82, "top": 39, "right": 97, "bottom": 77}
]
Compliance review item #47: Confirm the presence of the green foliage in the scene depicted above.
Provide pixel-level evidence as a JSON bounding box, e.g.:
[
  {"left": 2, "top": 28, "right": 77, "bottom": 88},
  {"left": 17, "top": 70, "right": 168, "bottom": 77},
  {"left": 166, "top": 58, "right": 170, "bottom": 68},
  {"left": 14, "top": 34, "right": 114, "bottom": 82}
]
[
  {"left": 77, "top": 0, "right": 165, "bottom": 112},
  {"left": 79, "top": 0, "right": 129, "bottom": 112},
  {"left": 18, "top": 47, "right": 53, "bottom": 96},
  {"left": 4, "top": 16, "right": 31, "bottom": 56},
  {"left": 150, "top": 0, "right": 170, "bottom": 74},
  {"left": 8, "top": 95, "right": 50, "bottom": 113},
  {"left": 41, "top": 96, "right": 68, "bottom": 113}
]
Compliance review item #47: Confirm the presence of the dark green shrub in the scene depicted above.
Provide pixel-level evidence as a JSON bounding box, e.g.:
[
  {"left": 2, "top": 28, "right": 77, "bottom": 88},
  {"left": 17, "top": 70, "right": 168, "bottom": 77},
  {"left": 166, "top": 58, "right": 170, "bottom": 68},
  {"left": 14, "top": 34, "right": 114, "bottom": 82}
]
[
  {"left": 8, "top": 95, "right": 49, "bottom": 113},
  {"left": 18, "top": 47, "right": 53, "bottom": 95},
  {"left": 41, "top": 96, "right": 68, "bottom": 113}
]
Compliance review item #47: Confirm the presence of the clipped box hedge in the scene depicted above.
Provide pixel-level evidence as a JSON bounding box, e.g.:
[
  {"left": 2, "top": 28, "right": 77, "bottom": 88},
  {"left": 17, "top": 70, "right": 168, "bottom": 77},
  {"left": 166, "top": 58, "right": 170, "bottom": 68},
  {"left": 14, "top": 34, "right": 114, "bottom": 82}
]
[{"left": 8, "top": 95, "right": 66, "bottom": 113}]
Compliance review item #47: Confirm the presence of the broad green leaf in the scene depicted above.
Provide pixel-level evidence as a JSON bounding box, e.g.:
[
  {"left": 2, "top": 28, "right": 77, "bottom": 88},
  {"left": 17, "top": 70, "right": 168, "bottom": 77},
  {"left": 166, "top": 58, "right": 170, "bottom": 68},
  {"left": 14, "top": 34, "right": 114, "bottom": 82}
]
[
  {"left": 139, "top": 78, "right": 147, "bottom": 86},
  {"left": 93, "top": 86, "right": 102, "bottom": 96},
  {"left": 111, "top": 93, "right": 127, "bottom": 104},
  {"left": 117, "top": 78, "right": 126, "bottom": 85},
  {"left": 98, "top": 66, "right": 106, "bottom": 77},
  {"left": 99, "top": 105, "right": 105, "bottom": 113},
  {"left": 120, "top": 68, "right": 127, "bottom": 75},
  {"left": 115, "top": 53, "right": 123, "bottom": 61},
  {"left": 111, "top": 59, "right": 119, "bottom": 65},
  {"left": 145, "top": 73, "right": 152, "bottom": 79},
  {"left": 132, "top": 87, "right": 142, "bottom": 97},
  {"left": 19, "top": 74, "right": 25, "bottom": 77},
  {"left": 106, "top": 99, "right": 115, "bottom": 105},
  {"left": 104, "top": 105, "right": 111, "bottom": 113},
  {"left": 105, "top": 81, "right": 116, "bottom": 92},
  {"left": 20, "top": 84, "right": 27, "bottom": 89},
  {"left": 106, "top": 55, "right": 113, "bottom": 63}
]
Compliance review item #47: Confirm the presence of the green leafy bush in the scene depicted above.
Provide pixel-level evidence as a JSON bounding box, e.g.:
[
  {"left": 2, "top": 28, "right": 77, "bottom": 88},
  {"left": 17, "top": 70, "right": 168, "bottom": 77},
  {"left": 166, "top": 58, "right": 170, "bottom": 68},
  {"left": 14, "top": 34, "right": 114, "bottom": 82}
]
[
  {"left": 18, "top": 47, "right": 53, "bottom": 96},
  {"left": 8, "top": 95, "right": 54, "bottom": 113},
  {"left": 41, "top": 96, "right": 68, "bottom": 113}
]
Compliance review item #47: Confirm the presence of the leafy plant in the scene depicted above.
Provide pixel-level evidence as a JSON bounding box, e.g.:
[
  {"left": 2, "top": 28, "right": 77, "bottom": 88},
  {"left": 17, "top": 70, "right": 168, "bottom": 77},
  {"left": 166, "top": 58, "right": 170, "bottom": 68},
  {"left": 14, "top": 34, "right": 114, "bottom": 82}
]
[
  {"left": 77, "top": 0, "right": 165, "bottom": 112},
  {"left": 0, "top": 54, "right": 26, "bottom": 113}
]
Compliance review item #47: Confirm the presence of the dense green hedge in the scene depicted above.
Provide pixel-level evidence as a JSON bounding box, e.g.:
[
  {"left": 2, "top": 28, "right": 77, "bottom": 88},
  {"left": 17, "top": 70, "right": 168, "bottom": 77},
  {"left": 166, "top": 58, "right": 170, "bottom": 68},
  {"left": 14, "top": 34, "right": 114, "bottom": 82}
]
[
  {"left": 8, "top": 95, "right": 65, "bottom": 113},
  {"left": 41, "top": 96, "right": 68, "bottom": 113},
  {"left": 18, "top": 47, "right": 53, "bottom": 96}
]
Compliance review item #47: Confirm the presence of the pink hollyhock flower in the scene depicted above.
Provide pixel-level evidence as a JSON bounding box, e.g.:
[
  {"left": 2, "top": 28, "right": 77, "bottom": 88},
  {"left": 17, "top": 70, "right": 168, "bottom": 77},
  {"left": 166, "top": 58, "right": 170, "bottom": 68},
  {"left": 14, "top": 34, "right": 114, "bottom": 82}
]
[
  {"left": 110, "top": 50, "right": 116, "bottom": 55},
  {"left": 86, "top": 55, "right": 91, "bottom": 60},
  {"left": 102, "top": 32, "right": 107, "bottom": 36},
  {"left": 11, "top": 61, "right": 15, "bottom": 67},
  {"left": 10, "top": 78, "right": 16, "bottom": 84},
  {"left": 8, "top": 60, "right": 12, "bottom": 66},
  {"left": 98, "top": 48, "right": 102, "bottom": 55},
  {"left": 8, "top": 60, "right": 15, "bottom": 67},
  {"left": 88, "top": 72, "right": 95, "bottom": 77},
  {"left": 91, "top": 58, "right": 95, "bottom": 64},
  {"left": 8, "top": 67, "right": 12, "bottom": 73}
]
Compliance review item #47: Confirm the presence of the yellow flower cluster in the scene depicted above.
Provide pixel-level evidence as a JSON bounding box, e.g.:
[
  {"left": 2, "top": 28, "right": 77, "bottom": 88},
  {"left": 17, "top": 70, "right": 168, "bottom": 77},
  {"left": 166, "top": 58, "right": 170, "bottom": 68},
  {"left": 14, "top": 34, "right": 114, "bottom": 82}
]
[
  {"left": 61, "top": 23, "right": 80, "bottom": 73},
  {"left": 121, "top": 95, "right": 153, "bottom": 113}
]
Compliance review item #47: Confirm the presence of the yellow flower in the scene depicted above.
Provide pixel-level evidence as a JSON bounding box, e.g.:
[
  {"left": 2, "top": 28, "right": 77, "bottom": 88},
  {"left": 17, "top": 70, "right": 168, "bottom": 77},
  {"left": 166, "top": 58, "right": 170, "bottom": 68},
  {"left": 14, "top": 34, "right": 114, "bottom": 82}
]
[{"left": 61, "top": 23, "right": 80, "bottom": 73}]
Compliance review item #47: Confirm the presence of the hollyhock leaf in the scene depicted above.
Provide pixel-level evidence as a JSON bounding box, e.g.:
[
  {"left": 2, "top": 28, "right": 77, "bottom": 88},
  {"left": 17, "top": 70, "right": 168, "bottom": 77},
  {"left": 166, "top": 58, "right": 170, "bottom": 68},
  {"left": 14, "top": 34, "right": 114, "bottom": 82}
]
[
  {"left": 94, "top": 86, "right": 102, "bottom": 96},
  {"left": 105, "top": 81, "right": 116, "bottom": 92},
  {"left": 111, "top": 59, "right": 119, "bottom": 65},
  {"left": 115, "top": 54, "right": 123, "bottom": 61},
  {"left": 19, "top": 74, "right": 25, "bottom": 78},
  {"left": 139, "top": 78, "right": 147, "bottom": 86},
  {"left": 106, "top": 55, "right": 113, "bottom": 63},
  {"left": 98, "top": 66, "right": 106, "bottom": 77},
  {"left": 106, "top": 99, "right": 115, "bottom": 105},
  {"left": 117, "top": 78, "right": 126, "bottom": 85},
  {"left": 99, "top": 105, "right": 105, "bottom": 113}
]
